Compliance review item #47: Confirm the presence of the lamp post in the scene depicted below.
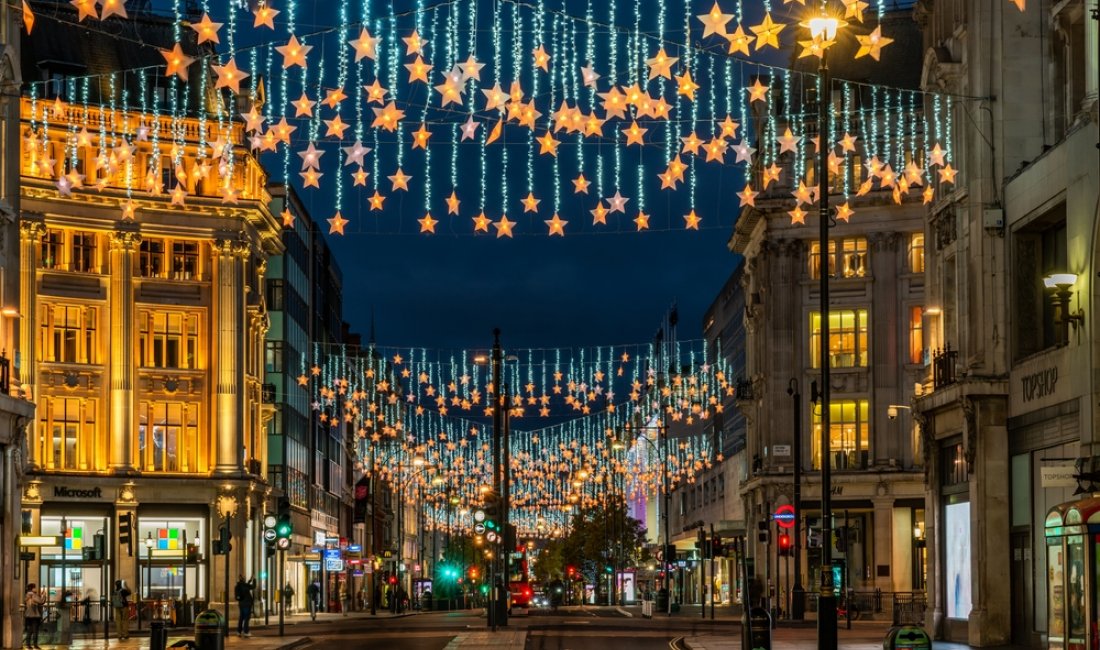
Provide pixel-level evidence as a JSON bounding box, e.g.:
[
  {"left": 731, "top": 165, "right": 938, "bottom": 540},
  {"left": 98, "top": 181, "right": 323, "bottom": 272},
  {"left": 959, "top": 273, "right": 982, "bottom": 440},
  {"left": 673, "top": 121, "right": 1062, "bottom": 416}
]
[
  {"left": 144, "top": 533, "right": 155, "bottom": 620},
  {"left": 804, "top": 11, "right": 845, "bottom": 650},
  {"left": 217, "top": 493, "right": 238, "bottom": 636},
  {"left": 787, "top": 379, "right": 805, "bottom": 620}
]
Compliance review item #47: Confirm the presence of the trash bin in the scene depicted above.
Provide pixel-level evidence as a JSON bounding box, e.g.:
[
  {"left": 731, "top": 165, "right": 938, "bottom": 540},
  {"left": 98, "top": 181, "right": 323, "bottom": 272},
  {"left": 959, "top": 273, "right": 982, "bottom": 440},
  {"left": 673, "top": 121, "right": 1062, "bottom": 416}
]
[
  {"left": 194, "top": 609, "right": 224, "bottom": 650},
  {"left": 746, "top": 606, "right": 772, "bottom": 650},
  {"left": 883, "top": 624, "right": 931, "bottom": 650},
  {"left": 150, "top": 599, "right": 171, "bottom": 650},
  {"left": 655, "top": 588, "right": 669, "bottom": 612}
]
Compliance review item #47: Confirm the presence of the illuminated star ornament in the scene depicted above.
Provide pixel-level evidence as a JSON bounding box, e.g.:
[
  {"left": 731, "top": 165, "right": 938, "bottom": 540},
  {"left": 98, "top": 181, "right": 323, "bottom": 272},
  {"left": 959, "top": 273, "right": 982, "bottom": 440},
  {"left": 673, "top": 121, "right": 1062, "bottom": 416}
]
[
  {"left": 545, "top": 214, "right": 568, "bottom": 236},
  {"left": 418, "top": 213, "right": 438, "bottom": 234},
  {"left": 212, "top": 58, "right": 249, "bottom": 93},
  {"left": 328, "top": 211, "right": 348, "bottom": 235},
  {"left": 854, "top": 26, "right": 894, "bottom": 61},
  {"left": 697, "top": 2, "right": 734, "bottom": 38},
  {"left": 161, "top": 44, "right": 194, "bottom": 81}
]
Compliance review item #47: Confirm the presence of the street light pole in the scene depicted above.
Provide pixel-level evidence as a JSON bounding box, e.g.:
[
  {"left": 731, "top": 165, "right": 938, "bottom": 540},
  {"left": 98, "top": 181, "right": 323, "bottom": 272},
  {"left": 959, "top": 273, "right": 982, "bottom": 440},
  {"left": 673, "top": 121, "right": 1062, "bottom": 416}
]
[{"left": 788, "top": 379, "right": 805, "bottom": 620}]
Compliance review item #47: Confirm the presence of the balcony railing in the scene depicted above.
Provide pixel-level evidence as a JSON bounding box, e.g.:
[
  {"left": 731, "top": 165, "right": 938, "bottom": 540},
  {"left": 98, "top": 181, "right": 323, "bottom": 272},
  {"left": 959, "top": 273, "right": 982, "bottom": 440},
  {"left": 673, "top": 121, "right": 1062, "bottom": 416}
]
[{"left": 932, "top": 345, "right": 958, "bottom": 389}]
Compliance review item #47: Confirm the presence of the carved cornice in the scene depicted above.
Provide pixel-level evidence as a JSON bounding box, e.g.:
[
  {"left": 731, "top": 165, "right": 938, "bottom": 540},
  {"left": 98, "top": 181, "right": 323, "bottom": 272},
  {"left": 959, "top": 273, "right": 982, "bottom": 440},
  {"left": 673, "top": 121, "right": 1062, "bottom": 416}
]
[{"left": 109, "top": 228, "right": 142, "bottom": 250}]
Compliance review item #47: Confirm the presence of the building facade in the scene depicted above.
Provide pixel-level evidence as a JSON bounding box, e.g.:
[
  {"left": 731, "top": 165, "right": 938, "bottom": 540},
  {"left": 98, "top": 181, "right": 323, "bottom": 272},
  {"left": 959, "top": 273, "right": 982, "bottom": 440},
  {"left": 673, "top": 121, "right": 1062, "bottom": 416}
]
[
  {"left": 915, "top": 0, "right": 1099, "bottom": 643},
  {"left": 0, "top": 2, "right": 39, "bottom": 647},
  {"left": 16, "top": 4, "right": 281, "bottom": 627},
  {"left": 264, "top": 184, "right": 354, "bottom": 612}
]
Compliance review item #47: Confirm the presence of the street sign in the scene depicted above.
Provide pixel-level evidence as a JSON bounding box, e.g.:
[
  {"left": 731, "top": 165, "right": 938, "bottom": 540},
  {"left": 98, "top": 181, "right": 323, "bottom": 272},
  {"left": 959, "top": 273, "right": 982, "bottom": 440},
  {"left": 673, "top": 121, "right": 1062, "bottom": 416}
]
[
  {"left": 264, "top": 515, "right": 277, "bottom": 528},
  {"left": 474, "top": 523, "right": 486, "bottom": 535},
  {"left": 263, "top": 528, "right": 277, "bottom": 543},
  {"left": 326, "top": 558, "right": 345, "bottom": 572},
  {"left": 773, "top": 444, "right": 791, "bottom": 457},
  {"left": 474, "top": 509, "right": 486, "bottom": 523},
  {"left": 773, "top": 504, "right": 796, "bottom": 529},
  {"left": 276, "top": 537, "right": 290, "bottom": 550},
  {"left": 348, "top": 544, "right": 362, "bottom": 552}
]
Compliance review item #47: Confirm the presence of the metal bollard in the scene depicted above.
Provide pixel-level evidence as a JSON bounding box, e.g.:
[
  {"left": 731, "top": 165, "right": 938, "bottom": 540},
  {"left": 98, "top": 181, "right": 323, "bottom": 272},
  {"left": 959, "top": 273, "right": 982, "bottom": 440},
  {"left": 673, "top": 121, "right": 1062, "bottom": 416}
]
[{"left": 194, "top": 609, "right": 225, "bottom": 650}]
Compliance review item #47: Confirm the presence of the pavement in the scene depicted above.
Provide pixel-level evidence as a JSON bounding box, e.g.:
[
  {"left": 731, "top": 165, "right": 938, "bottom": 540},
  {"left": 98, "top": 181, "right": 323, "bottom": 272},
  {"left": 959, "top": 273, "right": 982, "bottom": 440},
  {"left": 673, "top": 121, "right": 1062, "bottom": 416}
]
[
  {"left": 443, "top": 630, "right": 526, "bottom": 648},
  {"left": 63, "top": 636, "right": 310, "bottom": 650}
]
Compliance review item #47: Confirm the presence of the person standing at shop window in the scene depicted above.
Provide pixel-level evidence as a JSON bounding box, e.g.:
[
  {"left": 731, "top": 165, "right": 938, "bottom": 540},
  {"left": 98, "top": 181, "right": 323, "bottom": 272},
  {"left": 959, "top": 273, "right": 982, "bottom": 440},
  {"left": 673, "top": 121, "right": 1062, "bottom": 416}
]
[
  {"left": 23, "top": 583, "right": 44, "bottom": 649},
  {"left": 234, "top": 575, "right": 256, "bottom": 637},
  {"left": 306, "top": 580, "right": 320, "bottom": 620},
  {"left": 111, "top": 580, "right": 131, "bottom": 640}
]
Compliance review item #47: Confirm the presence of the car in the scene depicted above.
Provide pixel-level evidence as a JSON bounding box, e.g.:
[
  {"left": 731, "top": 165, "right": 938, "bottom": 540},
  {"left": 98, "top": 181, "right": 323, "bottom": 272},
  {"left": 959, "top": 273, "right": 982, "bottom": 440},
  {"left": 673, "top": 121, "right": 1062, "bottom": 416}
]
[{"left": 530, "top": 591, "right": 549, "bottom": 608}]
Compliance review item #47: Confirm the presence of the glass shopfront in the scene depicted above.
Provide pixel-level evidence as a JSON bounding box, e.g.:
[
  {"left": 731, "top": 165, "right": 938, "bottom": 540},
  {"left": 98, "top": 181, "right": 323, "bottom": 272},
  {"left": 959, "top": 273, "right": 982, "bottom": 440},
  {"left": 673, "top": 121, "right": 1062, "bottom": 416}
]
[
  {"left": 37, "top": 515, "right": 112, "bottom": 622},
  {"left": 136, "top": 517, "right": 207, "bottom": 602}
]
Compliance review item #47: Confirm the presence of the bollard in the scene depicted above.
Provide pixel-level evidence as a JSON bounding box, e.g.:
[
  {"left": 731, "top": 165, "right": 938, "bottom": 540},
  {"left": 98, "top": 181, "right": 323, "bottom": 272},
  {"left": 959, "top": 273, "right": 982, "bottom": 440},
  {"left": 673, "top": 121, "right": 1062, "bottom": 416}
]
[
  {"left": 150, "top": 599, "right": 170, "bottom": 650},
  {"left": 194, "top": 609, "right": 225, "bottom": 650},
  {"left": 746, "top": 606, "right": 772, "bottom": 650},
  {"left": 883, "top": 624, "right": 932, "bottom": 650}
]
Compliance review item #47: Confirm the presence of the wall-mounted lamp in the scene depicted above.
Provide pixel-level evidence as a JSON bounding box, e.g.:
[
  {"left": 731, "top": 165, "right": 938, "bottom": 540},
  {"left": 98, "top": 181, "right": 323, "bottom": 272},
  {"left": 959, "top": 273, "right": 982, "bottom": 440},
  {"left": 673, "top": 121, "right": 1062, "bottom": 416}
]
[
  {"left": 1044, "top": 272, "right": 1085, "bottom": 336},
  {"left": 887, "top": 404, "right": 911, "bottom": 420}
]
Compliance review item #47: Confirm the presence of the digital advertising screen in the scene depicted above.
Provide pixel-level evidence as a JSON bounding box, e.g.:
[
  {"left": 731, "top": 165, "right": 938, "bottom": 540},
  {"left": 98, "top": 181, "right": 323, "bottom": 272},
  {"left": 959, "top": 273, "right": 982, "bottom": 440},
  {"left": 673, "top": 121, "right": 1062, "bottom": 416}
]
[{"left": 944, "top": 501, "right": 972, "bottom": 619}]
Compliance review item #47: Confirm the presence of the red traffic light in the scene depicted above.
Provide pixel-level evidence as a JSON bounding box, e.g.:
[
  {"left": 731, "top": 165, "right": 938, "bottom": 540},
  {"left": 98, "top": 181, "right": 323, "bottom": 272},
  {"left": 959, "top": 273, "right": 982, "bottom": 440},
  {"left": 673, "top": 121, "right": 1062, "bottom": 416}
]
[
  {"left": 388, "top": 576, "right": 397, "bottom": 585},
  {"left": 566, "top": 565, "right": 576, "bottom": 576},
  {"left": 778, "top": 532, "right": 792, "bottom": 556}
]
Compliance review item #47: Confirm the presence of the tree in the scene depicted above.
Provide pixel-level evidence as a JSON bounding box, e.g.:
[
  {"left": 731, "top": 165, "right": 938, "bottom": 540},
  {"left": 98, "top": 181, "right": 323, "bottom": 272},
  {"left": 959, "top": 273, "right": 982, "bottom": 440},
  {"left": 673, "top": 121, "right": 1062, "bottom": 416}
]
[{"left": 558, "top": 498, "right": 647, "bottom": 598}]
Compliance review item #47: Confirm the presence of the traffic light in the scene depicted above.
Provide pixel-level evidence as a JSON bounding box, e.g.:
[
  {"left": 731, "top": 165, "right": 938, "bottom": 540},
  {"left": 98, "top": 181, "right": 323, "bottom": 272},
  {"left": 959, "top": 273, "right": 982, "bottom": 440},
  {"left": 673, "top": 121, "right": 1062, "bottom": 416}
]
[
  {"left": 482, "top": 490, "right": 501, "bottom": 528},
  {"left": 604, "top": 565, "right": 613, "bottom": 575},
  {"left": 778, "top": 533, "right": 792, "bottom": 556},
  {"left": 186, "top": 543, "right": 200, "bottom": 563},
  {"left": 118, "top": 513, "right": 134, "bottom": 557},
  {"left": 566, "top": 565, "right": 576, "bottom": 579},
  {"left": 835, "top": 527, "right": 848, "bottom": 553},
  {"left": 468, "top": 566, "right": 479, "bottom": 580},
  {"left": 275, "top": 497, "right": 292, "bottom": 539},
  {"left": 388, "top": 575, "right": 397, "bottom": 586},
  {"left": 712, "top": 535, "right": 723, "bottom": 558},
  {"left": 663, "top": 544, "right": 677, "bottom": 563},
  {"left": 84, "top": 533, "right": 105, "bottom": 561},
  {"left": 214, "top": 524, "right": 232, "bottom": 555}
]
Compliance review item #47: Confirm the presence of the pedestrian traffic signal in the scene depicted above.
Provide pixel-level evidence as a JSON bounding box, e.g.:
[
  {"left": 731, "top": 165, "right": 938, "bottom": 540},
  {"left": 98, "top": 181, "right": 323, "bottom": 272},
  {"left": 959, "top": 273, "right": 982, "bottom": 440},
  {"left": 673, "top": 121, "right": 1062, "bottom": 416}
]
[
  {"left": 778, "top": 533, "right": 792, "bottom": 556},
  {"left": 118, "top": 513, "right": 134, "bottom": 557},
  {"left": 604, "top": 565, "right": 613, "bottom": 575}
]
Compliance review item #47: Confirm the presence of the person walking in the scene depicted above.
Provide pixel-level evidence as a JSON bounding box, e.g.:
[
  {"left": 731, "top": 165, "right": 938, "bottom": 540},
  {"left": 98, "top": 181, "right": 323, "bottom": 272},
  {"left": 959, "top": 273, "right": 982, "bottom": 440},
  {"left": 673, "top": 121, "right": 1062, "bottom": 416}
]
[
  {"left": 282, "top": 582, "right": 295, "bottom": 614},
  {"left": 110, "top": 580, "right": 131, "bottom": 641},
  {"left": 306, "top": 580, "right": 320, "bottom": 621},
  {"left": 23, "top": 584, "right": 44, "bottom": 649},
  {"left": 233, "top": 576, "right": 256, "bottom": 637}
]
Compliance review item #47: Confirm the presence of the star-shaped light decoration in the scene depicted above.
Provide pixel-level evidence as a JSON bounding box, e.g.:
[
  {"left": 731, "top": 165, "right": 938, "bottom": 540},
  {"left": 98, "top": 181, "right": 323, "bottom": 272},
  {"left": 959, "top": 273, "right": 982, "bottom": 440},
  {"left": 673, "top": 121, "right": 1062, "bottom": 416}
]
[
  {"left": 522, "top": 192, "right": 541, "bottom": 213},
  {"left": 349, "top": 28, "right": 379, "bottom": 62},
  {"left": 623, "top": 121, "right": 647, "bottom": 146},
  {"left": 388, "top": 168, "right": 411, "bottom": 191},
  {"left": 798, "top": 34, "right": 836, "bottom": 59},
  {"left": 590, "top": 202, "right": 609, "bottom": 225},
  {"left": 697, "top": 2, "right": 734, "bottom": 38},
  {"left": 418, "top": 213, "right": 438, "bottom": 234},
  {"left": 328, "top": 211, "right": 348, "bottom": 235},
  {"left": 736, "top": 183, "right": 759, "bottom": 207},
  {"left": 855, "top": 26, "right": 893, "bottom": 60},
  {"left": 190, "top": 13, "right": 222, "bottom": 44},
  {"left": 646, "top": 48, "right": 679, "bottom": 80},
  {"left": 371, "top": 102, "right": 405, "bottom": 132},
  {"left": 403, "top": 30, "right": 425, "bottom": 56},
  {"left": 99, "top": 0, "right": 127, "bottom": 20},
  {"left": 299, "top": 168, "right": 323, "bottom": 189},
  {"left": 321, "top": 87, "right": 347, "bottom": 109},
  {"left": 351, "top": 168, "right": 369, "bottom": 186},
  {"left": 599, "top": 87, "right": 628, "bottom": 120},
  {"left": 684, "top": 210, "right": 702, "bottom": 230},
  {"left": 788, "top": 206, "right": 808, "bottom": 224},
  {"left": 792, "top": 180, "right": 816, "bottom": 205},
  {"left": 938, "top": 163, "right": 957, "bottom": 185},
  {"left": 750, "top": 12, "right": 785, "bottom": 50},
  {"left": 581, "top": 64, "right": 601, "bottom": 87},
  {"left": 446, "top": 191, "right": 461, "bottom": 215},
  {"left": 573, "top": 174, "right": 591, "bottom": 194},
  {"left": 747, "top": 78, "right": 770, "bottom": 103},
  {"left": 681, "top": 132, "right": 705, "bottom": 155},
  {"left": 838, "top": 132, "right": 858, "bottom": 152},
  {"left": 324, "top": 115, "right": 348, "bottom": 140},
  {"left": 343, "top": 140, "right": 371, "bottom": 167},
  {"left": 161, "top": 44, "right": 195, "bottom": 81},
  {"left": 369, "top": 191, "right": 386, "bottom": 211},
  {"left": 280, "top": 209, "right": 295, "bottom": 227},
  {"left": 70, "top": 0, "right": 97, "bottom": 21},
  {"left": 22, "top": 1, "right": 34, "bottom": 34},
  {"left": 676, "top": 71, "right": 700, "bottom": 100},
  {"left": 277, "top": 35, "right": 312, "bottom": 69},
  {"left": 212, "top": 58, "right": 249, "bottom": 93},
  {"left": 633, "top": 211, "right": 651, "bottom": 231},
  {"left": 435, "top": 73, "right": 465, "bottom": 107},
  {"left": 532, "top": 45, "right": 551, "bottom": 72},
  {"left": 364, "top": 79, "right": 389, "bottom": 105},
  {"left": 121, "top": 200, "right": 137, "bottom": 221},
  {"left": 253, "top": 3, "right": 279, "bottom": 29},
  {"left": 537, "top": 132, "right": 560, "bottom": 156},
  {"left": 762, "top": 163, "right": 783, "bottom": 188},
  {"left": 493, "top": 215, "right": 516, "bottom": 238},
  {"left": 412, "top": 123, "right": 432, "bottom": 150},
  {"left": 486, "top": 118, "right": 504, "bottom": 145},
  {"left": 922, "top": 185, "right": 936, "bottom": 204},
  {"left": 844, "top": 0, "right": 870, "bottom": 21},
  {"left": 460, "top": 115, "right": 480, "bottom": 141},
  {"left": 472, "top": 212, "right": 491, "bottom": 232},
  {"left": 928, "top": 143, "right": 946, "bottom": 167},
  {"left": 459, "top": 55, "right": 485, "bottom": 82},
  {"left": 482, "top": 83, "right": 508, "bottom": 112},
  {"left": 270, "top": 117, "right": 297, "bottom": 144},
  {"left": 298, "top": 143, "right": 324, "bottom": 170},
  {"left": 545, "top": 214, "right": 568, "bottom": 236},
  {"left": 607, "top": 191, "right": 631, "bottom": 213},
  {"left": 704, "top": 138, "right": 727, "bottom": 163},
  {"left": 726, "top": 25, "right": 753, "bottom": 55},
  {"left": 405, "top": 56, "right": 433, "bottom": 83},
  {"left": 732, "top": 140, "right": 757, "bottom": 164},
  {"left": 776, "top": 127, "right": 802, "bottom": 154},
  {"left": 836, "top": 202, "right": 855, "bottom": 222}
]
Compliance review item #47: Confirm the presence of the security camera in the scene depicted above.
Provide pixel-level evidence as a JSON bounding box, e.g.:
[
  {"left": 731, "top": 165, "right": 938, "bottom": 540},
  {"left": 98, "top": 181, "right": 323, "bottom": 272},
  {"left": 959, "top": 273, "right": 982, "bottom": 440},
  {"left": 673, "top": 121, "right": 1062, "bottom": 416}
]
[{"left": 887, "top": 406, "right": 898, "bottom": 420}]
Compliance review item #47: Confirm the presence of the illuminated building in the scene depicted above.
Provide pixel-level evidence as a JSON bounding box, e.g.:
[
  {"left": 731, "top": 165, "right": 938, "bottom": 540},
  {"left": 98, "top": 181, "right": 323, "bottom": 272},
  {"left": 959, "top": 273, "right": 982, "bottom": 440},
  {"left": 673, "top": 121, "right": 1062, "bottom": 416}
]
[{"left": 16, "top": 5, "right": 282, "bottom": 623}]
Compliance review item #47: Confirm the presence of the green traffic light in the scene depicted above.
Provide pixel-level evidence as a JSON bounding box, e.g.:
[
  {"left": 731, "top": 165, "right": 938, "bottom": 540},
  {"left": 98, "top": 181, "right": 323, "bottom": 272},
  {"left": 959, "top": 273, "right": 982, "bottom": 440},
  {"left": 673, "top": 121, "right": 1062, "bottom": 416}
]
[
  {"left": 479, "top": 584, "right": 489, "bottom": 595},
  {"left": 275, "top": 521, "right": 291, "bottom": 538}
]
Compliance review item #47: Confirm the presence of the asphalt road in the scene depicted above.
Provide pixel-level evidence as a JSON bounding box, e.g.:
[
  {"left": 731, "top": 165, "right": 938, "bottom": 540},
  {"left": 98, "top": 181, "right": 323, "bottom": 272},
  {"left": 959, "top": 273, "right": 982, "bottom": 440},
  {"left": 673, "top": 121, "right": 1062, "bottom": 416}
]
[
  {"left": 525, "top": 630, "right": 681, "bottom": 649},
  {"left": 299, "top": 631, "right": 456, "bottom": 649}
]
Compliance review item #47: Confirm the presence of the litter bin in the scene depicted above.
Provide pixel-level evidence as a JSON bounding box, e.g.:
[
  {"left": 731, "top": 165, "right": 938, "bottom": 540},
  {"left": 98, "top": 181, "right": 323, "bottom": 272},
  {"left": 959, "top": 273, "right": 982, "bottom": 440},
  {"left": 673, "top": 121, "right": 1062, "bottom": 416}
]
[
  {"left": 150, "top": 599, "right": 171, "bottom": 650},
  {"left": 883, "top": 625, "right": 931, "bottom": 650},
  {"left": 655, "top": 588, "right": 669, "bottom": 612},
  {"left": 745, "top": 606, "right": 772, "bottom": 650},
  {"left": 194, "top": 609, "right": 225, "bottom": 650}
]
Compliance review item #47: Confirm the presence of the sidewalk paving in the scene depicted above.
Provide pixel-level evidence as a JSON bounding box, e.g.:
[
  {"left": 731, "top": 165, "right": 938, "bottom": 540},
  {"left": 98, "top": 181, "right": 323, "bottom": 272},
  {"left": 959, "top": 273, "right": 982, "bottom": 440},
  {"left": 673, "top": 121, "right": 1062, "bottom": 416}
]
[
  {"left": 65, "top": 636, "right": 310, "bottom": 650},
  {"left": 443, "top": 630, "right": 526, "bottom": 648}
]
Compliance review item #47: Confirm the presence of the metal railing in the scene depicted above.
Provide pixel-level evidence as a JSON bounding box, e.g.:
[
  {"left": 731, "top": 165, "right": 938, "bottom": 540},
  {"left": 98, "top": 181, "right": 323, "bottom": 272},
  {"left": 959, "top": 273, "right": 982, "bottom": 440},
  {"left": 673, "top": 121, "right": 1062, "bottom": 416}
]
[
  {"left": 790, "top": 589, "right": 926, "bottom": 622},
  {"left": 932, "top": 345, "right": 958, "bottom": 389}
]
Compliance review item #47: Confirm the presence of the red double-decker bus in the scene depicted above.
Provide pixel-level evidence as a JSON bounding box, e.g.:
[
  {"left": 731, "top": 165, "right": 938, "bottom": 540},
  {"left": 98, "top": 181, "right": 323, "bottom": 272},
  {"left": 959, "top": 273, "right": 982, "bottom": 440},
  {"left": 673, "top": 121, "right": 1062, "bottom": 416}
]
[{"left": 508, "top": 550, "right": 533, "bottom": 608}]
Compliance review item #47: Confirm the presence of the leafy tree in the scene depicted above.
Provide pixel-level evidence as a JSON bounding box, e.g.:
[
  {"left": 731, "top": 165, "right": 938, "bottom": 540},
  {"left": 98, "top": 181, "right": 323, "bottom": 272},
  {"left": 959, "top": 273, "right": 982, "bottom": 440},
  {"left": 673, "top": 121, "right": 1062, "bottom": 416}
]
[{"left": 557, "top": 498, "right": 647, "bottom": 596}]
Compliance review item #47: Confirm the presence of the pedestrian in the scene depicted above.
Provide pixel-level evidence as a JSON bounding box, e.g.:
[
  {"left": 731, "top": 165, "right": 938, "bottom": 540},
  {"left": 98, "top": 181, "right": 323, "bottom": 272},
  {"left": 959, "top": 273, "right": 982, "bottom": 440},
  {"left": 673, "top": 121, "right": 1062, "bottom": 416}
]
[
  {"left": 282, "top": 582, "right": 295, "bottom": 613},
  {"left": 233, "top": 575, "right": 256, "bottom": 637},
  {"left": 111, "top": 580, "right": 131, "bottom": 641},
  {"left": 23, "top": 583, "right": 44, "bottom": 649},
  {"left": 306, "top": 579, "right": 320, "bottom": 621}
]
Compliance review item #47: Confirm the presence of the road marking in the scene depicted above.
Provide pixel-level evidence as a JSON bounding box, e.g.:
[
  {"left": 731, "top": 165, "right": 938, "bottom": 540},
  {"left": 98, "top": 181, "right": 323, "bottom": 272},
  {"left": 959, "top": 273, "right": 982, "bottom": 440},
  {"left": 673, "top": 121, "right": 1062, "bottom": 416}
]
[
  {"left": 615, "top": 607, "right": 633, "bottom": 618},
  {"left": 668, "top": 636, "right": 685, "bottom": 650}
]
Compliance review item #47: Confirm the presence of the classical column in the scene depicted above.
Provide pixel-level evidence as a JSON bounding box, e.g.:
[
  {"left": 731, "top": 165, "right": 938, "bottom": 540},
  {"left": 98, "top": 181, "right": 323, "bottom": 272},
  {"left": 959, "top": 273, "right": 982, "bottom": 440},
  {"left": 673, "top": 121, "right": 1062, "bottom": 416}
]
[
  {"left": 213, "top": 239, "right": 247, "bottom": 475},
  {"left": 108, "top": 229, "right": 140, "bottom": 474},
  {"left": 18, "top": 220, "right": 44, "bottom": 469}
]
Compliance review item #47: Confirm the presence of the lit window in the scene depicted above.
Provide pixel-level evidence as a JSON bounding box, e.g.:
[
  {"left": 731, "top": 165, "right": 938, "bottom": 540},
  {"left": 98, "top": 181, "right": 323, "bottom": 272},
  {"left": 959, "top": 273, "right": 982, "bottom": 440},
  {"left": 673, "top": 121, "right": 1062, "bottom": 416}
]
[
  {"left": 811, "top": 399, "right": 870, "bottom": 470},
  {"left": 71, "top": 231, "right": 97, "bottom": 273},
  {"left": 39, "top": 304, "right": 98, "bottom": 364},
  {"left": 809, "top": 237, "right": 868, "bottom": 279},
  {"left": 909, "top": 233, "right": 925, "bottom": 274},
  {"left": 38, "top": 397, "right": 96, "bottom": 471},
  {"left": 809, "top": 309, "right": 869, "bottom": 368},
  {"left": 171, "top": 241, "right": 200, "bottom": 280},
  {"left": 138, "top": 401, "right": 200, "bottom": 473},
  {"left": 40, "top": 230, "right": 63, "bottom": 270},
  {"left": 139, "top": 239, "right": 165, "bottom": 278},
  {"left": 139, "top": 311, "right": 199, "bottom": 369},
  {"left": 909, "top": 306, "right": 924, "bottom": 365}
]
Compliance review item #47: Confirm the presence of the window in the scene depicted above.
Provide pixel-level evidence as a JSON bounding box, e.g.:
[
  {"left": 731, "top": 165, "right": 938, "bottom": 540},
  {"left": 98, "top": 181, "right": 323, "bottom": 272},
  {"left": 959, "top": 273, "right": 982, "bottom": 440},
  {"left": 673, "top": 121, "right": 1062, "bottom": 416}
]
[
  {"left": 171, "top": 241, "right": 199, "bottom": 280},
  {"left": 39, "top": 304, "right": 98, "bottom": 364},
  {"left": 138, "top": 401, "right": 200, "bottom": 472},
  {"left": 71, "top": 231, "right": 97, "bottom": 273},
  {"left": 1013, "top": 205, "right": 1068, "bottom": 358},
  {"left": 809, "top": 237, "right": 868, "bottom": 279},
  {"left": 41, "top": 230, "right": 62, "bottom": 270},
  {"left": 909, "top": 233, "right": 925, "bottom": 274},
  {"left": 809, "top": 309, "right": 869, "bottom": 368},
  {"left": 139, "top": 239, "right": 165, "bottom": 278},
  {"left": 38, "top": 397, "right": 96, "bottom": 470},
  {"left": 909, "top": 306, "right": 924, "bottom": 365},
  {"left": 266, "top": 280, "right": 285, "bottom": 311},
  {"left": 265, "top": 341, "right": 284, "bottom": 373},
  {"left": 139, "top": 311, "right": 199, "bottom": 369},
  {"left": 811, "top": 399, "right": 870, "bottom": 470}
]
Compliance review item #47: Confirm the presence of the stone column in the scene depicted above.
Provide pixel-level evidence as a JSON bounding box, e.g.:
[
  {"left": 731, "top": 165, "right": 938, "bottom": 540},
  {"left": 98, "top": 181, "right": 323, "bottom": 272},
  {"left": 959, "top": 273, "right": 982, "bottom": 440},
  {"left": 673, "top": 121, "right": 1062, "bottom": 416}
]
[
  {"left": 18, "top": 220, "right": 43, "bottom": 469},
  {"left": 108, "top": 229, "right": 140, "bottom": 474},
  {"left": 213, "top": 239, "right": 247, "bottom": 476},
  {"left": 872, "top": 496, "right": 894, "bottom": 591}
]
